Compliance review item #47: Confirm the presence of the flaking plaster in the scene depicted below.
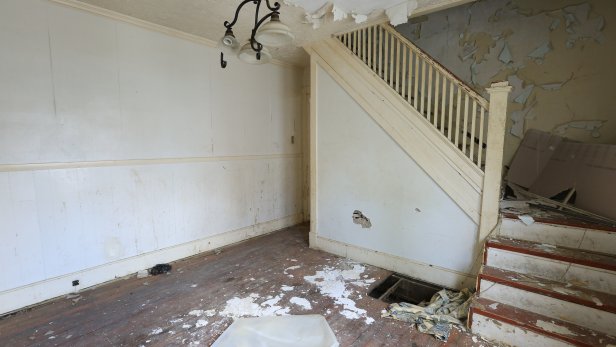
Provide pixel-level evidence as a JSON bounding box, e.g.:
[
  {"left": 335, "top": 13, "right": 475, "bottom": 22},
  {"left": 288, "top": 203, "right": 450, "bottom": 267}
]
[{"left": 396, "top": 0, "right": 616, "bottom": 165}]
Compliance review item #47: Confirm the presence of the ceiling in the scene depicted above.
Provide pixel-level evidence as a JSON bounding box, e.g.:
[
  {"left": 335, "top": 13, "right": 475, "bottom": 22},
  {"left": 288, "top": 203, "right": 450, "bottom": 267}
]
[{"left": 72, "top": 0, "right": 473, "bottom": 66}]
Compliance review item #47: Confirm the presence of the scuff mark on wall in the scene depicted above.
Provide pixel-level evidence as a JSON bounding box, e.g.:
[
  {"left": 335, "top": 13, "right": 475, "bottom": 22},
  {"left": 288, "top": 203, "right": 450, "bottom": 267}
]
[{"left": 395, "top": 0, "right": 615, "bottom": 164}]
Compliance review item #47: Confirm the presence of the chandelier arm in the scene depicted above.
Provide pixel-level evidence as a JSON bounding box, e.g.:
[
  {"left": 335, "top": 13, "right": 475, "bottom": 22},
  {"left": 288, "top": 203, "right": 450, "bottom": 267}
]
[
  {"left": 265, "top": 0, "right": 281, "bottom": 11},
  {"left": 224, "top": 0, "right": 259, "bottom": 29}
]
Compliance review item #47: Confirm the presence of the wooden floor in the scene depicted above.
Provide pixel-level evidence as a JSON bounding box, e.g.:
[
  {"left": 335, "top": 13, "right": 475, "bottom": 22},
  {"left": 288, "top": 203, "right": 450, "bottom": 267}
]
[{"left": 0, "top": 224, "right": 491, "bottom": 346}]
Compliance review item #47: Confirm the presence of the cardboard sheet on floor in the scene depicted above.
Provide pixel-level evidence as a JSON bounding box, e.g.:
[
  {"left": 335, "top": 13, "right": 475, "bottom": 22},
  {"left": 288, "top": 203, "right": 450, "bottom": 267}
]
[
  {"left": 507, "top": 130, "right": 616, "bottom": 220},
  {"left": 212, "top": 315, "right": 339, "bottom": 347}
]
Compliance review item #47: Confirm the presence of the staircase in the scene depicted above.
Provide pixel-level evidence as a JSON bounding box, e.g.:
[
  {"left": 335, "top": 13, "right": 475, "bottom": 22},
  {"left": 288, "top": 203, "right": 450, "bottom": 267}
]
[
  {"left": 308, "top": 22, "right": 616, "bottom": 346},
  {"left": 307, "top": 23, "right": 512, "bottom": 239},
  {"left": 470, "top": 207, "right": 616, "bottom": 346}
]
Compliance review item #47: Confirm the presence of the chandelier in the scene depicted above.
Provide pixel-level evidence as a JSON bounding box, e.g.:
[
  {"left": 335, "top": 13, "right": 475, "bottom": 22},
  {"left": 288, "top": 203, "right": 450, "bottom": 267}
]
[{"left": 219, "top": 0, "right": 294, "bottom": 68}]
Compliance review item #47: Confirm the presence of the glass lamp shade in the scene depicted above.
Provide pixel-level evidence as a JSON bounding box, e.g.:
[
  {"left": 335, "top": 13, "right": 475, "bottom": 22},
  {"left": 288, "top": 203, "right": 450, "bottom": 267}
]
[
  {"left": 237, "top": 42, "right": 272, "bottom": 64},
  {"left": 255, "top": 17, "right": 294, "bottom": 47}
]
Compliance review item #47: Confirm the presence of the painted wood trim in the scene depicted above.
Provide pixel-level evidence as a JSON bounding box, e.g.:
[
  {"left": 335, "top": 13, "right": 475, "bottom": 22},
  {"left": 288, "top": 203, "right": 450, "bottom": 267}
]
[
  {"left": 0, "top": 153, "right": 302, "bottom": 173},
  {"left": 479, "top": 269, "right": 616, "bottom": 314},
  {"left": 48, "top": 0, "right": 301, "bottom": 69},
  {"left": 315, "top": 236, "right": 476, "bottom": 290},
  {"left": 502, "top": 212, "right": 616, "bottom": 233},
  {"left": 0, "top": 214, "right": 303, "bottom": 316},
  {"left": 309, "top": 55, "right": 318, "bottom": 247},
  {"left": 310, "top": 39, "right": 483, "bottom": 223},
  {"left": 470, "top": 307, "right": 596, "bottom": 347},
  {"left": 478, "top": 82, "right": 511, "bottom": 242},
  {"left": 486, "top": 239, "right": 616, "bottom": 272}
]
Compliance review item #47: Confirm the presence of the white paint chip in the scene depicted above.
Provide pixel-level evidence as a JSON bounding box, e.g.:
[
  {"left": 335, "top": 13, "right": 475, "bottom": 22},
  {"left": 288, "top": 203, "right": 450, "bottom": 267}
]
[
  {"left": 149, "top": 327, "right": 163, "bottom": 335},
  {"left": 304, "top": 263, "right": 374, "bottom": 324},
  {"left": 290, "top": 297, "right": 312, "bottom": 310},
  {"left": 518, "top": 215, "right": 535, "bottom": 226},
  {"left": 195, "top": 320, "right": 208, "bottom": 328},
  {"left": 536, "top": 320, "right": 578, "bottom": 336}
]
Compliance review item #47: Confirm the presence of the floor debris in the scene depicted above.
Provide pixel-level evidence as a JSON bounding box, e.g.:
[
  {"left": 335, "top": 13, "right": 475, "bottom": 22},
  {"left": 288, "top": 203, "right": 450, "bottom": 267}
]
[
  {"left": 149, "top": 264, "right": 172, "bottom": 275},
  {"left": 382, "top": 288, "right": 473, "bottom": 341}
]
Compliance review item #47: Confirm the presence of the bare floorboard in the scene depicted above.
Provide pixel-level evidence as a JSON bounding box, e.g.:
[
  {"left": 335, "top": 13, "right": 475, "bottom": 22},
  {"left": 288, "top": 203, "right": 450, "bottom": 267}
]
[{"left": 0, "top": 224, "right": 489, "bottom": 346}]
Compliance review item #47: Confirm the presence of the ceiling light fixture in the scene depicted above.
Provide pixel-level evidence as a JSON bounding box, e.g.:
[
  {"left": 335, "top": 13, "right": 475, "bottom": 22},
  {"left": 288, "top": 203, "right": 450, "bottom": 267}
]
[{"left": 219, "top": 0, "right": 293, "bottom": 68}]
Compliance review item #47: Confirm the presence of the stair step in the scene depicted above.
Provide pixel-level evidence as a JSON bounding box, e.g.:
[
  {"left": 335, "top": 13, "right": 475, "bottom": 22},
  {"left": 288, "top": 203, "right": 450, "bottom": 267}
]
[
  {"left": 500, "top": 213, "right": 616, "bottom": 256},
  {"left": 485, "top": 236, "right": 616, "bottom": 294},
  {"left": 479, "top": 266, "right": 616, "bottom": 314},
  {"left": 470, "top": 298, "right": 616, "bottom": 347},
  {"left": 478, "top": 267, "right": 616, "bottom": 335}
]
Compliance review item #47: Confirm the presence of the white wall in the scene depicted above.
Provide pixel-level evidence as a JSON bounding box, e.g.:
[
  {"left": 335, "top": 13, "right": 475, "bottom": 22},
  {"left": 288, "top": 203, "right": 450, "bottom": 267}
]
[
  {"left": 315, "top": 65, "right": 478, "bottom": 288},
  {"left": 0, "top": 0, "right": 303, "bottom": 313}
]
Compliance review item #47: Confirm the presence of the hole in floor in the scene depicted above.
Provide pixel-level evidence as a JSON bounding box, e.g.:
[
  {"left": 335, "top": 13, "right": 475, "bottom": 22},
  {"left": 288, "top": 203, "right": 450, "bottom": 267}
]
[{"left": 369, "top": 273, "right": 446, "bottom": 304}]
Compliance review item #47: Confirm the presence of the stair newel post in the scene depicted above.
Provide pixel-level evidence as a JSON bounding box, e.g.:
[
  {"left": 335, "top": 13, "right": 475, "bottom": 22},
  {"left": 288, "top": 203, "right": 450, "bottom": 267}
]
[{"left": 478, "top": 81, "right": 512, "bottom": 243}]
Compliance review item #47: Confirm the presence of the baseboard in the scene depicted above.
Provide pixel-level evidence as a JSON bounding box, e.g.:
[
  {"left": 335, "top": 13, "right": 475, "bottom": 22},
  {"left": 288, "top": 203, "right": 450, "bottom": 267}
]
[
  {"left": 314, "top": 236, "right": 476, "bottom": 290},
  {"left": 0, "top": 214, "right": 302, "bottom": 316}
]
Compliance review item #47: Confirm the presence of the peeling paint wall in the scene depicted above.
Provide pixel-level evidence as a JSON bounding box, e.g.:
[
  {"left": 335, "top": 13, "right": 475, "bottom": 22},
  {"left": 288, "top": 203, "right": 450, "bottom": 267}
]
[
  {"left": 0, "top": 0, "right": 303, "bottom": 311},
  {"left": 396, "top": 0, "right": 616, "bottom": 165}
]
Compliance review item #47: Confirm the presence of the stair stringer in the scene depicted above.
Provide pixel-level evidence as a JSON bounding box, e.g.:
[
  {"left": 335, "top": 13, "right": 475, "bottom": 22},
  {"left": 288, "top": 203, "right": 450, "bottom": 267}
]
[{"left": 309, "top": 38, "right": 484, "bottom": 224}]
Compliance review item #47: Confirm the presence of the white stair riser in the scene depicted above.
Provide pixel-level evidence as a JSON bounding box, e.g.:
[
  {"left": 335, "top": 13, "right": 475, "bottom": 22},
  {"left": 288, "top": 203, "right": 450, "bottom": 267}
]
[
  {"left": 486, "top": 248, "right": 616, "bottom": 294},
  {"left": 479, "top": 280, "right": 616, "bottom": 335},
  {"left": 500, "top": 219, "right": 616, "bottom": 256},
  {"left": 471, "top": 313, "right": 574, "bottom": 347}
]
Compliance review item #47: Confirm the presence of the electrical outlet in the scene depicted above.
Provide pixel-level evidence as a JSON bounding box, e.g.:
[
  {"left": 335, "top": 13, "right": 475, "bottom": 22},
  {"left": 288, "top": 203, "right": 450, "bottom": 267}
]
[{"left": 72, "top": 280, "right": 79, "bottom": 286}]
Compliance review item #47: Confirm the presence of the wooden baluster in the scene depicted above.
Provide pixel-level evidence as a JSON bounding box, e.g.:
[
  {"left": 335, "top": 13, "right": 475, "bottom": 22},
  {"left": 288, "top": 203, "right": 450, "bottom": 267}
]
[
  {"left": 384, "top": 31, "right": 389, "bottom": 81},
  {"left": 413, "top": 53, "right": 419, "bottom": 109},
  {"left": 372, "top": 26, "right": 377, "bottom": 72},
  {"left": 420, "top": 59, "right": 426, "bottom": 116},
  {"left": 407, "top": 49, "right": 413, "bottom": 103},
  {"left": 367, "top": 27, "right": 372, "bottom": 68},
  {"left": 441, "top": 74, "right": 447, "bottom": 134},
  {"left": 462, "top": 94, "right": 470, "bottom": 156},
  {"left": 389, "top": 35, "right": 394, "bottom": 88},
  {"left": 401, "top": 46, "right": 407, "bottom": 99},
  {"left": 469, "top": 99, "right": 478, "bottom": 163},
  {"left": 396, "top": 40, "right": 401, "bottom": 94},
  {"left": 426, "top": 63, "right": 432, "bottom": 120},
  {"left": 358, "top": 29, "right": 363, "bottom": 60},
  {"left": 477, "top": 106, "right": 486, "bottom": 167},
  {"left": 454, "top": 88, "right": 462, "bottom": 147},
  {"left": 354, "top": 30, "right": 358, "bottom": 55},
  {"left": 448, "top": 81, "right": 454, "bottom": 140},
  {"left": 433, "top": 70, "right": 440, "bottom": 126}
]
